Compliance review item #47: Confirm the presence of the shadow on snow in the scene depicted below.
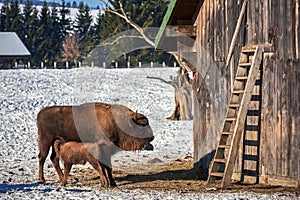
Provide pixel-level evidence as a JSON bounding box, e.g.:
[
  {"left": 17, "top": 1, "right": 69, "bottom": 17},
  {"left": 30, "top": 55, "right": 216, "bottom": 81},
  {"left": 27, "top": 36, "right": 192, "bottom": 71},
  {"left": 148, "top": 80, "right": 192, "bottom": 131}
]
[{"left": 0, "top": 182, "right": 91, "bottom": 193}]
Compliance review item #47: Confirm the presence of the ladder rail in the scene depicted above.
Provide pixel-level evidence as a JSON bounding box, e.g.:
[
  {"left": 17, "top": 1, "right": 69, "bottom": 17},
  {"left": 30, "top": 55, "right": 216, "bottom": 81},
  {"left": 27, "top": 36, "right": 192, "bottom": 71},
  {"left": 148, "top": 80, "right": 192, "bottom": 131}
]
[
  {"left": 206, "top": 45, "right": 264, "bottom": 187},
  {"left": 221, "top": 46, "right": 263, "bottom": 187}
]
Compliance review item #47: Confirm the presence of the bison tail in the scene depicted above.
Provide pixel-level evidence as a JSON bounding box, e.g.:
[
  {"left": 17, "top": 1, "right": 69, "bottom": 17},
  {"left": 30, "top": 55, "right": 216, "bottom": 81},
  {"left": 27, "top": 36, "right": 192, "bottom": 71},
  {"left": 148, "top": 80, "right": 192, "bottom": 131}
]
[
  {"left": 52, "top": 136, "right": 65, "bottom": 153},
  {"left": 52, "top": 136, "right": 65, "bottom": 145}
]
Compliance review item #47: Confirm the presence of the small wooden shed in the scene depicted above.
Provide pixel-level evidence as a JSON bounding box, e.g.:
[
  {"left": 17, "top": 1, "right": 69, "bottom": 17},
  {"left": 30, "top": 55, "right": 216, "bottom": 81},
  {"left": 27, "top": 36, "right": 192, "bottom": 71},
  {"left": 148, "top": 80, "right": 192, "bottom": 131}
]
[
  {"left": 156, "top": 0, "right": 300, "bottom": 187},
  {"left": 0, "top": 32, "right": 31, "bottom": 69}
]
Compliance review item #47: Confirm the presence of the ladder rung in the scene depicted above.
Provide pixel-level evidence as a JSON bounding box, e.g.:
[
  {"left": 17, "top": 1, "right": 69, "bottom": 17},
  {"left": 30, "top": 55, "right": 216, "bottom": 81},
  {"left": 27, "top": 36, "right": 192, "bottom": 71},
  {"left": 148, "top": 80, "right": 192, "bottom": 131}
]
[
  {"left": 225, "top": 117, "right": 237, "bottom": 121},
  {"left": 222, "top": 132, "right": 234, "bottom": 135},
  {"left": 218, "top": 145, "right": 231, "bottom": 149},
  {"left": 247, "top": 110, "right": 260, "bottom": 116},
  {"left": 210, "top": 172, "right": 224, "bottom": 178},
  {"left": 245, "top": 125, "right": 259, "bottom": 131},
  {"left": 229, "top": 104, "right": 240, "bottom": 108},
  {"left": 232, "top": 90, "right": 245, "bottom": 94},
  {"left": 242, "top": 48, "right": 256, "bottom": 53},
  {"left": 239, "top": 62, "right": 252, "bottom": 67},
  {"left": 243, "top": 169, "right": 258, "bottom": 177},
  {"left": 214, "top": 158, "right": 227, "bottom": 163},
  {"left": 243, "top": 154, "right": 258, "bottom": 161},
  {"left": 236, "top": 76, "right": 248, "bottom": 80},
  {"left": 244, "top": 140, "right": 259, "bottom": 146},
  {"left": 251, "top": 95, "right": 261, "bottom": 101}
]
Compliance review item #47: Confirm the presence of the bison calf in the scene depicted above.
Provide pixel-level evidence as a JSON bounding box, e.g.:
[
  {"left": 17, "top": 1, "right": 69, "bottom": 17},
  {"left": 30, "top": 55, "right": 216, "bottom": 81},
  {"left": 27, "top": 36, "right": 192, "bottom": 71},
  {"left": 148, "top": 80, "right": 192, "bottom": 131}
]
[{"left": 53, "top": 137, "right": 118, "bottom": 187}]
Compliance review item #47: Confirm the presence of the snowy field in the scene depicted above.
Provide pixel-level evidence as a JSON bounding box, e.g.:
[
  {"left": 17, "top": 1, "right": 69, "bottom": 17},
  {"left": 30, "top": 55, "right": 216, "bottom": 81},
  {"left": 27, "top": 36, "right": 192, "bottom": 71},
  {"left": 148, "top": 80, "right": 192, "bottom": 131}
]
[{"left": 0, "top": 68, "right": 298, "bottom": 199}]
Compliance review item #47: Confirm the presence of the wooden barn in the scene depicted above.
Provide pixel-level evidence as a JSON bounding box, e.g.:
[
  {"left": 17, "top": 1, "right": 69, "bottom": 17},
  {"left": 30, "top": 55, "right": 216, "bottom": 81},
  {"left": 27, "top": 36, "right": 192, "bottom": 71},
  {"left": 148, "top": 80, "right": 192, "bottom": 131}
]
[
  {"left": 156, "top": 0, "right": 300, "bottom": 187},
  {"left": 0, "top": 32, "right": 31, "bottom": 69}
]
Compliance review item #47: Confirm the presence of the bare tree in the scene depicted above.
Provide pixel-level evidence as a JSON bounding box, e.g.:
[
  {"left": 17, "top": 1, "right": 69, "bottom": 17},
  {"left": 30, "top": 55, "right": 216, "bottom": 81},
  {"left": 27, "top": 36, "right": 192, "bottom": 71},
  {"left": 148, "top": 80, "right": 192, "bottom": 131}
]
[
  {"left": 101, "top": 0, "right": 193, "bottom": 120},
  {"left": 60, "top": 34, "right": 81, "bottom": 67}
]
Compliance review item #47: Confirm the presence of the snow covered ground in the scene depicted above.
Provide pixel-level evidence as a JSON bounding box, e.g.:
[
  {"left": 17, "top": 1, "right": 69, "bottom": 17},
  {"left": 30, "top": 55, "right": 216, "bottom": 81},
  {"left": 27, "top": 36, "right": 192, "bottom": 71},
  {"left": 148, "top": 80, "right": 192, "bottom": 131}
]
[{"left": 0, "top": 68, "right": 298, "bottom": 199}]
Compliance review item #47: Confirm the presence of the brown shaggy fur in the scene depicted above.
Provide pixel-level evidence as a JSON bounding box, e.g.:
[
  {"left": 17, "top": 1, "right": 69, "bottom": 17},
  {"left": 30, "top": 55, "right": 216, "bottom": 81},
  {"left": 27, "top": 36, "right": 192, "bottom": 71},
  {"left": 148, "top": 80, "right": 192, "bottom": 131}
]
[
  {"left": 53, "top": 137, "right": 118, "bottom": 187},
  {"left": 37, "top": 102, "right": 154, "bottom": 184}
]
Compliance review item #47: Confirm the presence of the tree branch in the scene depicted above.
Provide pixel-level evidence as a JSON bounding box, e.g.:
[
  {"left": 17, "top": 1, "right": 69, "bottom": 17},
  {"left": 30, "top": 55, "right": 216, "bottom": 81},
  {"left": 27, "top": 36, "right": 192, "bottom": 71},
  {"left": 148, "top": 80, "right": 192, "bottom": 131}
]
[
  {"left": 100, "top": 35, "right": 148, "bottom": 46},
  {"left": 101, "top": 0, "right": 155, "bottom": 47},
  {"left": 146, "top": 76, "right": 175, "bottom": 88},
  {"left": 100, "top": 1, "right": 194, "bottom": 76}
]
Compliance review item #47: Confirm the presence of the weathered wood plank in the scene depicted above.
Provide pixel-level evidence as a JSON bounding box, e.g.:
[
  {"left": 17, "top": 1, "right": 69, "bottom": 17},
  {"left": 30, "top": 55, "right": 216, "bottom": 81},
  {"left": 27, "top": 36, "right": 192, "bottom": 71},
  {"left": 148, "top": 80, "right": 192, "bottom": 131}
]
[
  {"left": 164, "top": 25, "right": 197, "bottom": 37},
  {"left": 214, "top": 0, "right": 225, "bottom": 62},
  {"left": 192, "top": 0, "right": 299, "bottom": 184},
  {"left": 225, "top": 0, "right": 248, "bottom": 66},
  {"left": 296, "top": 0, "right": 300, "bottom": 58}
]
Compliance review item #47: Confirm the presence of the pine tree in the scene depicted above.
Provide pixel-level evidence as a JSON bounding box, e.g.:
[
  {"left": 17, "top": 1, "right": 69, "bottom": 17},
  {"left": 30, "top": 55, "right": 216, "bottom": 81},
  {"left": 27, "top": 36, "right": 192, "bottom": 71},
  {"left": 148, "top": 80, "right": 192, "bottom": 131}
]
[
  {"left": 0, "top": 0, "right": 9, "bottom": 31},
  {"left": 9, "top": 0, "right": 23, "bottom": 36},
  {"left": 35, "top": 1, "right": 52, "bottom": 67},
  {"left": 0, "top": 0, "right": 18, "bottom": 32},
  {"left": 74, "top": 2, "right": 93, "bottom": 60},
  {"left": 22, "top": 1, "right": 39, "bottom": 64},
  {"left": 59, "top": 0, "right": 71, "bottom": 38},
  {"left": 48, "top": 5, "right": 63, "bottom": 65}
]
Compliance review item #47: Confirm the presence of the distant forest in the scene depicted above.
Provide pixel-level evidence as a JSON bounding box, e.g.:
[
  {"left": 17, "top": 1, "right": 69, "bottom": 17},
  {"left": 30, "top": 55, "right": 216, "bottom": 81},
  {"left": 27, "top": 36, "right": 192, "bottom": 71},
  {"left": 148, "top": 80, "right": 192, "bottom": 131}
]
[
  {"left": 0, "top": 0, "right": 101, "bottom": 9},
  {"left": 0, "top": 0, "right": 174, "bottom": 68}
]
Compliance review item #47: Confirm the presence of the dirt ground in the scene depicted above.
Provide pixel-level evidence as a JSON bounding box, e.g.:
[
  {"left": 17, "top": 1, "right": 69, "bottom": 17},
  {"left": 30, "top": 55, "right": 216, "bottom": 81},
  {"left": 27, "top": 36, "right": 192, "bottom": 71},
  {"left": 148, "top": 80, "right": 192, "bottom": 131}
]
[{"left": 64, "top": 158, "right": 299, "bottom": 196}]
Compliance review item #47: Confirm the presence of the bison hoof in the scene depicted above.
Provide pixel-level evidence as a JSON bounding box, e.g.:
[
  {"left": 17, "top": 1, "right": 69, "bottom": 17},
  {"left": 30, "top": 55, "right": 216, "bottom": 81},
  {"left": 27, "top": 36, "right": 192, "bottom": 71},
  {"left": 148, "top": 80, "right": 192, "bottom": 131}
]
[
  {"left": 110, "top": 182, "right": 117, "bottom": 188},
  {"left": 99, "top": 182, "right": 108, "bottom": 188},
  {"left": 38, "top": 178, "right": 46, "bottom": 183}
]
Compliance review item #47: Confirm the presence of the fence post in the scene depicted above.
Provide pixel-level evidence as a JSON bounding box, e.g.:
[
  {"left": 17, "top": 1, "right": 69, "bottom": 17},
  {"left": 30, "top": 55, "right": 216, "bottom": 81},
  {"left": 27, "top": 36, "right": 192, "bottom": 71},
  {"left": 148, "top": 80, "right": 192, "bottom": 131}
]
[
  {"left": 127, "top": 61, "right": 130, "bottom": 68},
  {"left": 91, "top": 62, "right": 94, "bottom": 68},
  {"left": 174, "top": 62, "right": 176, "bottom": 68},
  {"left": 115, "top": 62, "right": 118, "bottom": 68},
  {"left": 103, "top": 62, "right": 106, "bottom": 68},
  {"left": 54, "top": 62, "right": 57, "bottom": 69},
  {"left": 28, "top": 62, "right": 30, "bottom": 69},
  {"left": 162, "top": 62, "right": 166, "bottom": 67},
  {"left": 66, "top": 61, "right": 69, "bottom": 69},
  {"left": 139, "top": 61, "right": 142, "bottom": 67},
  {"left": 150, "top": 62, "right": 153, "bottom": 68},
  {"left": 15, "top": 62, "right": 17, "bottom": 69},
  {"left": 41, "top": 62, "right": 44, "bottom": 69}
]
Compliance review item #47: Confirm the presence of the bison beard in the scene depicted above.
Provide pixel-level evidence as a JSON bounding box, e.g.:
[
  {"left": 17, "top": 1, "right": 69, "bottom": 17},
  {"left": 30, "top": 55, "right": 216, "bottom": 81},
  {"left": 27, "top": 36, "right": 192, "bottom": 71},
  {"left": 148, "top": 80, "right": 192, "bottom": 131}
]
[
  {"left": 53, "top": 137, "right": 118, "bottom": 187},
  {"left": 37, "top": 102, "right": 154, "bottom": 185}
]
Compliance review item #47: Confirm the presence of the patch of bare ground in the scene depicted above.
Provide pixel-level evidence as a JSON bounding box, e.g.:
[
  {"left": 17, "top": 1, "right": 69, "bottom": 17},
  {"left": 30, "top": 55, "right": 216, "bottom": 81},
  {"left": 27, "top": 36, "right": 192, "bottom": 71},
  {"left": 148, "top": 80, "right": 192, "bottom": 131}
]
[{"left": 57, "top": 159, "right": 299, "bottom": 196}]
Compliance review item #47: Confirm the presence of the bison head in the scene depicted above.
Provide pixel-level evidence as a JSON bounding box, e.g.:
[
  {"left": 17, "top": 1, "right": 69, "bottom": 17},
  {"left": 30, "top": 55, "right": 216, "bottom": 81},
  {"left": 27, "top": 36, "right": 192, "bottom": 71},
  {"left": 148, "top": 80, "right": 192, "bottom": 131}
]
[{"left": 111, "top": 105, "right": 154, "bottom": 151}]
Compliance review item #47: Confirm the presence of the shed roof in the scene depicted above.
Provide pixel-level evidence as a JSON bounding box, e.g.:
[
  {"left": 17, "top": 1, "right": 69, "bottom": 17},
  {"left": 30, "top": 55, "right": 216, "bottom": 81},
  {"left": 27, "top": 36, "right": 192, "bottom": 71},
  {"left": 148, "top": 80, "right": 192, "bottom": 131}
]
[
  {"left": 155, "top": 0, "right": 204, "bottom": 49},
  {"left": 0, "top": 32, "right": 31, "bottom": 56}
]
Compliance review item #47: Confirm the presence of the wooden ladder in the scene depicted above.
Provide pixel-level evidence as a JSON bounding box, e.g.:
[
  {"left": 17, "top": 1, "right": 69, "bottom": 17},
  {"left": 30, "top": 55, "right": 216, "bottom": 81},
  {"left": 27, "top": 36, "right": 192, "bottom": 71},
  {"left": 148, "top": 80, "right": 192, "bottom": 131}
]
[{"left": 207, "top": 45, "right": 264, "bottom": 188}]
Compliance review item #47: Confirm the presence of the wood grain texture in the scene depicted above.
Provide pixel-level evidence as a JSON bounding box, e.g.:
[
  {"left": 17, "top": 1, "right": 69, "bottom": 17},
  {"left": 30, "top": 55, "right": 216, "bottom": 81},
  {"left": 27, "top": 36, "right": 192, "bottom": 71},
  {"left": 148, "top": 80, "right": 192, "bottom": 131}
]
[{"left": 191, "top": 0, "right": 299, "bottom": 185}]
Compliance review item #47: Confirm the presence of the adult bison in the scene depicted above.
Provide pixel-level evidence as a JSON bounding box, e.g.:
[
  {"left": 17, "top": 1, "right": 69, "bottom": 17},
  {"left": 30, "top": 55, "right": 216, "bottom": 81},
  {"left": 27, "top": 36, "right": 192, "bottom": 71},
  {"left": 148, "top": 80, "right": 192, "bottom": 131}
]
[{"left": 37, "top": 102, "right": 154, "bottom": 184}]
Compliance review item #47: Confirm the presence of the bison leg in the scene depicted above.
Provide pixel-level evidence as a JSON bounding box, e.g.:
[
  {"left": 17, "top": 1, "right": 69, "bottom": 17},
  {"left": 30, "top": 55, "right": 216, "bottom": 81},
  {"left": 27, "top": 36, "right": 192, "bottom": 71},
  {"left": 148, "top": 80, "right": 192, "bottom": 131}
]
[
  {"left": 38, "top": 140, "right": 51, "bottom": 183},
  {"left": 105, "top": 166, "right": 116, "bottom": 187},
  {"left": 62, "top": 163, "right": 72, "bottom": 186},
  {"left": 88, "top": 157, "right": 109, "bottom": 187},
  {"left": 50, "top": 147, "right": 64, "bottom": 181}
]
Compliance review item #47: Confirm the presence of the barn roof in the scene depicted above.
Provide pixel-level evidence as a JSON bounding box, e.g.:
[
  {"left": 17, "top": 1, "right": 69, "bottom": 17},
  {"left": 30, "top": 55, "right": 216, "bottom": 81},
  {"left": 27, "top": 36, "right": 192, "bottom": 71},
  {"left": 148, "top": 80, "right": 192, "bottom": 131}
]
[
  {"left": 0, "top": 32, "right": 31, "bottom": 56},
  {"left": 155, "top": 0, "right": 204, "bottom": 50}
]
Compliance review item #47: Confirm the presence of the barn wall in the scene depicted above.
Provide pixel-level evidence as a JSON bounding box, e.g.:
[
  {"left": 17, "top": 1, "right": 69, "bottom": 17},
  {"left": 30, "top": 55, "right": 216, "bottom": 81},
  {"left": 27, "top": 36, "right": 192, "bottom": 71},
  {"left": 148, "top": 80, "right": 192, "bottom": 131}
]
[{"left": 192, "top": 0, "right": 300, "bottom": 185}]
